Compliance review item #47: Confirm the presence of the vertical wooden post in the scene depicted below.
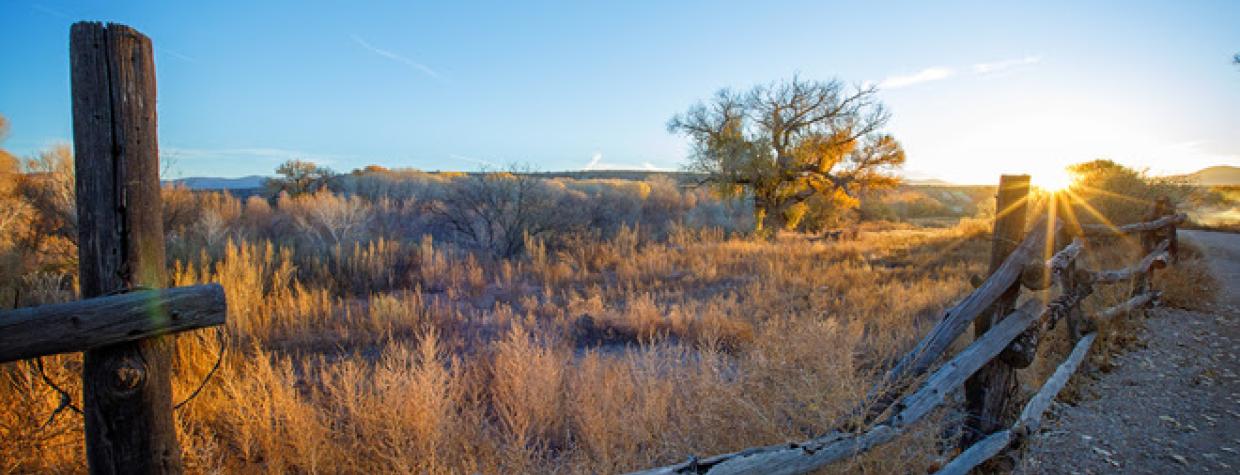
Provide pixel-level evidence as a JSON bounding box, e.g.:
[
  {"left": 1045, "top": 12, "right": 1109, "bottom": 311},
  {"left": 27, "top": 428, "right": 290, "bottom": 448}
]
[
  {"left": 962, "top": 175, "right": 1030, "bottom": 460},
  {"left": 1062, "top": 258, "right": 1085, "bottom": 343},
  {"left": 70, "top": 22, "right": 182, "bottom": 474},
  {"left": 1134, "top": 196, "right": 1174, "bottom": 310},
  {"left": 1053, "top": 196, "right": 1085, "bottom": 342}
]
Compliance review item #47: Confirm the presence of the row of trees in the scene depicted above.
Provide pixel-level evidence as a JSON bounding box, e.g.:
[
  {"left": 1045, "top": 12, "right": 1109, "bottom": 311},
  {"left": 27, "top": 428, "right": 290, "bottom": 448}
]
[
  {"left": 258, "top": 166, "right": 749, "bottom": 258},
  {"left": 253, "top": 77, "right": 908, "bottom": 239}
]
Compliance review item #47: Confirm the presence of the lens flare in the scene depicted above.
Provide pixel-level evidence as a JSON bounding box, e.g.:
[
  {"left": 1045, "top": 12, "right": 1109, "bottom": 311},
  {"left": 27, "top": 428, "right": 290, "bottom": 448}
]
[{"left": 1034, "top": 166, "right": 1074, "bottom": 192}]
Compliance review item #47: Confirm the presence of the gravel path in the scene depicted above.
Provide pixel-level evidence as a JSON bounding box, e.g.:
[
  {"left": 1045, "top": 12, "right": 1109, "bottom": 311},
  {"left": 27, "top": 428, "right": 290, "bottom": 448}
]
[{"left": 1017, "top": 230, "right": 1240, "bottom": 474}]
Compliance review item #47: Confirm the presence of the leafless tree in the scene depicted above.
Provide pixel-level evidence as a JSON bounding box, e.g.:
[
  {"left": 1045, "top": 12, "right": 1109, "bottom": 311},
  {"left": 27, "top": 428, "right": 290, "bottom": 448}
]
[
  {"left": 669, "top": 76, "right": 905, "bottom": 235},
  {"left": 0, "top": 116, "right": 30, "bottom": 245},
  {"left": 20, "top": 144, "right": 78, "bottom": 244},
  {"left": 430, "top": 169, "right": 574, "bottom": 257},
  {"left": 281, "top": 190, "right": 372, "bottom": 247}
]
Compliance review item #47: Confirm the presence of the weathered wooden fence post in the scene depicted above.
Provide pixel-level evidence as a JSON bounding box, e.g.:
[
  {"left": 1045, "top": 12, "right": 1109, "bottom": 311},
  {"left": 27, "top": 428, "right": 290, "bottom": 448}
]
[
  {"left": 962, "top": 175, "right": 1030, "bottom": 463},
  {"left": 1131, "top": 197, "right": 1175, "bottom": 317},
  {"left": 1053, "top": 196, "right": 1085, "bottom": 342},
  {"left": 70, "top": 21, "right": 183, "bottom": 473}
]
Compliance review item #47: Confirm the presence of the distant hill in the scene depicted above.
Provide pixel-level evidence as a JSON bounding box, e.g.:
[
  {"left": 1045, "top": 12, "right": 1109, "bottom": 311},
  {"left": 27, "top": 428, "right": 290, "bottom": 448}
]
[
  {"left": 1180, "top": 166, "right": 1240, "bottom": 186},
  {"left": 904, "top": 177, "right": 955, "bottom": 186},
  {"left": 901, "top": 169, "right": 956, "bottom": 186},
  {"left": 166, "top": 175, "right": 267, "bottom": 190}
]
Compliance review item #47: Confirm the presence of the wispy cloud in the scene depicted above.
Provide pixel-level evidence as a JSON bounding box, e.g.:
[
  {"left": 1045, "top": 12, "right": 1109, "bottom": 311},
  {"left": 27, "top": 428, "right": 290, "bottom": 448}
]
[
  {"left": 878, "top": 67, "right": 956, "bottom": 89},
  {"left": 350, "top": 34, "right": 443, "bottom": 81},
  {"left": 972, "top": 55, "right": 1042, "bottom": 74},
  {"left": 874, "top": 55, "right": 1043, "bottom": 90},
  {"left": 584, "top": 153, "right": 605, "bottom": 170},
  {"left": 583, "top": 152, "right": 671, "bottom": 171},
  {"left": 449, "top": 154, "right": 501, "bottom": 169},
  {"left": 30, "top": 3, "right": 70, "bottom": 19},
  {"left": 160, "top": 48, "right": 198, "bottom": 63}
]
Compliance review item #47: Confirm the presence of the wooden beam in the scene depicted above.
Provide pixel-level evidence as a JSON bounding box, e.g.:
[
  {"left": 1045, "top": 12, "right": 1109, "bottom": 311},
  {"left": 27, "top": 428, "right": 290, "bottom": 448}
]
[
  {"left": 1015, "top": 332, "right": 1096, "bottom": 435},
  {"left": 933, "top": 333, "right": 1097, "bottom": 475},
  {"left": 0, "top": 284, "right": 225, "bottom": 364},
  {"left": 1058, "top": 244, "right": 1090, "bottom": 342},
  {"left": 1045, "top": 274, "right": 1094, "bottom": 331},
  {"left": 867, "top": 216, "right": 1056, "bottom": 420},
  {"left": 628, "top": 299, "right": 1044, "bottom": 475},
  {"left": 71, "top": 21, "right": 183, "bottom": 474},
  {"left": 1005, "top": 236, "right": 1079, "bottom": 367},
  {"left": 1093, "top": 292, "right": 1158, "bottom": 324},
  {"left": 891, "top": 299, "right": 1043, "bottom": 427},
  {"left": 1047, "top": 238, "right": 1084, "bottom": 282},
  {"left": 933, "top": 430, "right": 1012, "bottom": 475},
  {"left": 1091, "top": 240, "right": 1169, "bottom": 284},
  {"left": 1080, "top": 213, "right": 1186, "bottom": 236}
]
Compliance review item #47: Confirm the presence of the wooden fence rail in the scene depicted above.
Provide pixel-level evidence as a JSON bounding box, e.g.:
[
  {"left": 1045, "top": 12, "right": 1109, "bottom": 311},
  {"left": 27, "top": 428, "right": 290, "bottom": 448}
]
[
  {"left": 631, "top": 183, "right": 1183, "bottom": 475},
  {"left": 0, "top": 284, "right": 225, "bottom": 364},
  {"left": 935, "top": 332, "right": 1097, "bottom": 475}
]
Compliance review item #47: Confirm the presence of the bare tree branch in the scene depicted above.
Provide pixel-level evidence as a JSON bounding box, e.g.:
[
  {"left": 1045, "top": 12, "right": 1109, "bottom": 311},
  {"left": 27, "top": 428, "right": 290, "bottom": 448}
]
[{"left": 669, "top": 77, "right": 904, "bottom": 235}]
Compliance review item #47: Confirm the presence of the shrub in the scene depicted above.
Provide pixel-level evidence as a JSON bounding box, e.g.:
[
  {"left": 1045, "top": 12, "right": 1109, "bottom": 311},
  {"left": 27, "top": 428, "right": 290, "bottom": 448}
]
[{"left": 1066, "top": 159, "right": 1191, "bottom": 226}]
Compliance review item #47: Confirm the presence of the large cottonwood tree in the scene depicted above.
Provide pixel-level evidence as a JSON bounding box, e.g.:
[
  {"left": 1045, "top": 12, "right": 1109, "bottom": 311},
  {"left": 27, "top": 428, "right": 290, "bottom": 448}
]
[{"left": 669, "top": 77, "right": 905, "bottom": 235}]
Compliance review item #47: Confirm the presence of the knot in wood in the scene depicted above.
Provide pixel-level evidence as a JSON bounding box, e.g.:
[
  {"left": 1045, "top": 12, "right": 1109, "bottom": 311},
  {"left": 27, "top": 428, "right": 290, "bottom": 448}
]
[{"left": 111, "top": 358, "right": 147, "bottom": 391}]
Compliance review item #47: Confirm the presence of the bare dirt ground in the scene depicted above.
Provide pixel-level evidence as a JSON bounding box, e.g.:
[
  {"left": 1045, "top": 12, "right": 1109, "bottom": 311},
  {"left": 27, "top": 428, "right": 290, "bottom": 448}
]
[{"left": 1017, "top": 230, "right": 1240, "bottom": 474}]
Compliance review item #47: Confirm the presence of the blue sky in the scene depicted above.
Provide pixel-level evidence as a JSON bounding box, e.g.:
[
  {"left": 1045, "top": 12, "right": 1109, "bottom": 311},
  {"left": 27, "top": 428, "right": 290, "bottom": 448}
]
[{"left": 1, "top": 0, "right": 1237, "bottom": 184}]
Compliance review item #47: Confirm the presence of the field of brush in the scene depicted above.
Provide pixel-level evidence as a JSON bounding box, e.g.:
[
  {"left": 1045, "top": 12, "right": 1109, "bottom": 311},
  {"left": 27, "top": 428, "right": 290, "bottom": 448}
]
[{"left": 0, "top": 166, "right": 1222, "bottom": 474}]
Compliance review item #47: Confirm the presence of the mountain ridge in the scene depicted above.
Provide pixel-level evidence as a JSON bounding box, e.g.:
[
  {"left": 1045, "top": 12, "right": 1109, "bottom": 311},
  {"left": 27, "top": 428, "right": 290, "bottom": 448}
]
[{"left": 1177, "top": 165, "right": 1240, "bottom": 186}]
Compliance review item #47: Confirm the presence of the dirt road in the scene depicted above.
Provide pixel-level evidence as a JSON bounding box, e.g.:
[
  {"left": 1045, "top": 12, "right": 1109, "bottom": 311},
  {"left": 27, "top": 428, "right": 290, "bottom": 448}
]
[{"left": 1017, "top": 230, "right": 1240, "bottom": 474}]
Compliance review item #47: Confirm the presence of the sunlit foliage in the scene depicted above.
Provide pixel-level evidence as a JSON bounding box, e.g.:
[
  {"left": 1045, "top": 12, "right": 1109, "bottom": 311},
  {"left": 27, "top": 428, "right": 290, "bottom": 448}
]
[{"left": 670, "top": 77, "right": 906, "bottom": 235}]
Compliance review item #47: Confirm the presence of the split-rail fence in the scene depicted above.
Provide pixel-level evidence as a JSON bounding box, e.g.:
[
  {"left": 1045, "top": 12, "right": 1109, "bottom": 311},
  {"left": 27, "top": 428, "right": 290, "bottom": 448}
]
[{"left": 631, "top": 176, "right": 1185, "bottom": 475}]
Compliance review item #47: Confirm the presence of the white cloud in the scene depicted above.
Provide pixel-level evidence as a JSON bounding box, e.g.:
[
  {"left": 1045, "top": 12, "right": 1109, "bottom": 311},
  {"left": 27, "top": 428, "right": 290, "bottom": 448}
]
[
  {"left": 972, "top": 55, "right": 1042, "bottom": 74},
  {"left": 874, "top": 55, "right": 1043, "bottom": 91},
  {"left": 583, "top": 152, "right": 670, "bottom": 171},
  {"left": 350, "top": 35, "right": 443, "bottom": 81},
  {"left": 585, "top": 152, "right": 604, "bottom": 170},
  {"left": 160, "top": 48, "right": 198, "bottom": 63},
  {"left": 878, "top": 67, "right": 955, "bottom": 89}
]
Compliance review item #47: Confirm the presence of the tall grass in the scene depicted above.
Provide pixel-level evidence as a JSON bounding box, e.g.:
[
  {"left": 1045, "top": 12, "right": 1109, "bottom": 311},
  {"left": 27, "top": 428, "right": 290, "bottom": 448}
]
[
  {"left": 1, "top": 168, "right": 1219, "bottom": 473},
  {"left": 1, "top": 218, "right": 1009, "bottom": 473}
]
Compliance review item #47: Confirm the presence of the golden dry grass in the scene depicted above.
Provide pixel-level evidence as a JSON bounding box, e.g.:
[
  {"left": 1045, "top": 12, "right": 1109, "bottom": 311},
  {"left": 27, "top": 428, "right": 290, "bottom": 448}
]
[
  {"left": 0, "top": 207, "right": 1215, "bottom": 474},
  {"left": 1, "top": 220, "right": 1001, "bottom": 474}
]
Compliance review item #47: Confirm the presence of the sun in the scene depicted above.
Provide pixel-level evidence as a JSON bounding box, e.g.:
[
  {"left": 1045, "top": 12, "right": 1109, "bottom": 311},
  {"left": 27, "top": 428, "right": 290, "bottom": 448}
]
[{"left": 1033, "top": 166, "right": 1074, "bottom": 192}]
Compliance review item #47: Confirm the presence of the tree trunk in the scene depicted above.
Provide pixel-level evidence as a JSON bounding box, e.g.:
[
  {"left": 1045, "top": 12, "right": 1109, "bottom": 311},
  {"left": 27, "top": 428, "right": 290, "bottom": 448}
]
[
  {"left": 753, "top": 193, "right": 794, "bottom": 239},
  {"left": 753, "top": 202, "right": 767, "bottom": 235}
]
